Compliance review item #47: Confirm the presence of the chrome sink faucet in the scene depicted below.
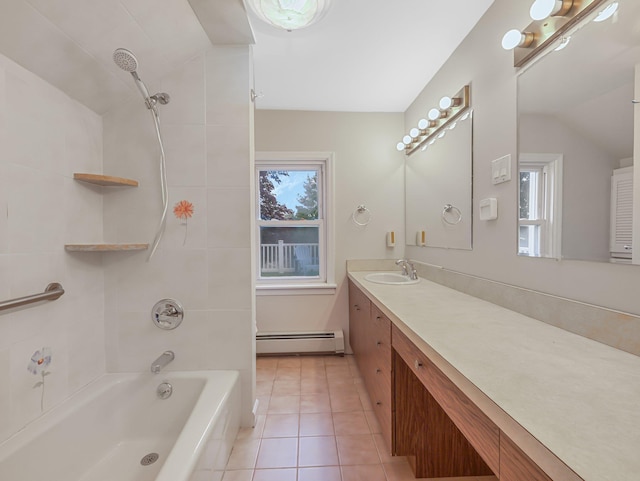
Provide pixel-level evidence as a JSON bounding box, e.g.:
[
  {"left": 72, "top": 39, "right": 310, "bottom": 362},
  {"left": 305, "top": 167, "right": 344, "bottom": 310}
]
[
  {"left": 151, "top": 350, "right": 175, "bottom": 373},
  {"left": 395, "top": 259, "right": 418, "bottom": 280}
]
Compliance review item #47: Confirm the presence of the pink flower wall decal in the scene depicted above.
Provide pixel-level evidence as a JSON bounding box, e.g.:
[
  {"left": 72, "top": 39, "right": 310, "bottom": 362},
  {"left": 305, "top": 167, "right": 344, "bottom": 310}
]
[{"left": 173, "top": 200, "right": 194, "bottom": 245}]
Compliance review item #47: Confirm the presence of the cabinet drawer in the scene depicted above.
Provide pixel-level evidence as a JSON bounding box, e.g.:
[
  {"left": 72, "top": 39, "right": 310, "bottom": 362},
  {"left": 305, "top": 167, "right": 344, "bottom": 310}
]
[
  {"left": 371, "top": 305, "right": 392, "bottom": 358},
  {"left": 392, "top": 325, "right": 500, "bottom": 475},
  {"left": 500, "top": 434, "right": 553, "bottom": 481},
  {"left": 369, "top": 367, "right": 393, "bottom": 451}
]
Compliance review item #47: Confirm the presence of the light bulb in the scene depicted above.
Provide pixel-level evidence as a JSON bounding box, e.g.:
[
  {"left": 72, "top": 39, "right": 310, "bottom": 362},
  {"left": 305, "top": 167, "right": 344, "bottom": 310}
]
[
  {"left": 593, "top": 2, "right": 618, "bottom": 22},
  {"left": 417, "top": 118, "right": 429, "bottom": 130},
  {"left": 439, "top": 96, "right": 453, "bottom": 110},
  {"left": 410, "top": 128, "right": 420, "bottom": 138},
  {"left": 428, "top": 108, "right": 441, "bottom": 121},
  {"left": 502, "top": 29, "right": 529, "bottom": 50},
  {"left": 530, "top": 0, "right": 559, "bottom": 20},
  {"left": 403, "top": 135, "right": 412, "bottom": 145},
  {"left": 396, "top": 142, "right": 406, "bottom": 151}
]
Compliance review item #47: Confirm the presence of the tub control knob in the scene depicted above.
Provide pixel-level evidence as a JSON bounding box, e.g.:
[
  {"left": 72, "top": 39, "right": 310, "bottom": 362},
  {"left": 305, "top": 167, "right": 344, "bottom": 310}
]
[
  {"left": 151, "top": 299, "right": 184, "bottom": 330},
  {"left": 157, "top": 382, "right": 173, "bottom": 400}
]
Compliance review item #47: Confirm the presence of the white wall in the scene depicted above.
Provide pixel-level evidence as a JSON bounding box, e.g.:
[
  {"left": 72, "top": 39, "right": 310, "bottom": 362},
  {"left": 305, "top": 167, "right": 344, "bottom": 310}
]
[
  {"left": 405, "top": 0, "right": 640, "bottom": 316},
  {"left": 0, "top": 53, "right": 105, "bottom": 443},
  {"left": 256, "top": 0, "right": 640, "bottom": 334},
  {"left": 254, "top": 111, "right": 404, "bottom": 348},
  {"left": 102, "top": 46, "right": 256, "bottom": 425}
]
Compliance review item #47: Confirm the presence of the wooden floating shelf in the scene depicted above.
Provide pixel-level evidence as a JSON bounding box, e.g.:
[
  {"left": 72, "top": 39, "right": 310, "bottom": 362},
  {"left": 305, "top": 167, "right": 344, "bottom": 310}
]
[
  {"left": 73, "top": 173, "right": 138, "bottom": 187},
  {"left": 65, "top": 243, "right": 149, "bottom": 252}
]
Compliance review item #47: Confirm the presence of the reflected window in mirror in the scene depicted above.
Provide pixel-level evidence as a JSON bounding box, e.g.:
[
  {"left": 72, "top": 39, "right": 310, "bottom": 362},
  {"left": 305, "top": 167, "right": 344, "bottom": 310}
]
[{"left": 518, "top": 154, "right": 562, "bottom": 258}]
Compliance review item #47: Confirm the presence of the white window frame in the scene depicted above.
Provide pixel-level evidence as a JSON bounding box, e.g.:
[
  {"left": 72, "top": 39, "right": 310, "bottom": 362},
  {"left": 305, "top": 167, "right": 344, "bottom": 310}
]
[
  {"left": 255, "top": 152, "right": 335, "bottom": 295},
  {"left": 519, "top": 153, "right": 563, "bottom": 258}
]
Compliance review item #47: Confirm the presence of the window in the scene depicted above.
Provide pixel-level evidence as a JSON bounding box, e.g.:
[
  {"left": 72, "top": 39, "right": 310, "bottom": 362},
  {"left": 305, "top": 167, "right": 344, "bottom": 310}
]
[
  {"left": 518, "top": 153, "right": 563, "bottom": 258},
  {"left": 255, "top": 153, "right": 334, "bottom": 293}
]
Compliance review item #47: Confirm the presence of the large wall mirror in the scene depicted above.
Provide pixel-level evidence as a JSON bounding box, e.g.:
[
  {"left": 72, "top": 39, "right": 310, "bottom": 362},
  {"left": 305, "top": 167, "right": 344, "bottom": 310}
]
[
  {"left": 517, "top": 0, "right": 639, "bottom": 264},
  {"left": 405, "top": 112, "right": 473, "bottom": 249}
]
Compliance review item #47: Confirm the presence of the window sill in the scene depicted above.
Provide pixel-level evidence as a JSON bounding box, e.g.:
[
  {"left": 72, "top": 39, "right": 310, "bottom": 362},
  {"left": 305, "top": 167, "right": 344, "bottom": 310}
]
[{"left": 256, "top": 283, "right": 337, "bottom": 296}]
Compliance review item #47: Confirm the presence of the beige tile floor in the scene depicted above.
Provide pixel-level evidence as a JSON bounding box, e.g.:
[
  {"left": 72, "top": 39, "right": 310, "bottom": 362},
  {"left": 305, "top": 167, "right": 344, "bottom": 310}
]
[{"left": 221, "top": 355, "right": 498, "bottom": 481}]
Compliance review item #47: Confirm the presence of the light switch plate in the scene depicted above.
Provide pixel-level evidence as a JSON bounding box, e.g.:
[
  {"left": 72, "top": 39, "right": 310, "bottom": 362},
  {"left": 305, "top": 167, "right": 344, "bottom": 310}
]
[{"left": 491, "top": 154, "right": 512, "bottom": 185}]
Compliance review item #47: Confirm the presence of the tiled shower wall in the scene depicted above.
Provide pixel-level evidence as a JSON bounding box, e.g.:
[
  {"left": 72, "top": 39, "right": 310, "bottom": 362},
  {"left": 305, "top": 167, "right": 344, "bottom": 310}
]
[
  {"left": 0, "top": 53, "right": 106, "bottom": 443},
  {"left": 102, "top": 46, "right": 256, "bottom": 425}
]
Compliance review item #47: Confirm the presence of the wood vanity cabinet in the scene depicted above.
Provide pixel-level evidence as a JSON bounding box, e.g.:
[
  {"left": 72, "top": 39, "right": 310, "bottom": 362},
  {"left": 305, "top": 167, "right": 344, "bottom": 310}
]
[
  {"left": 348, "top": 279, "right": 560, "bottom": 481},
  {"left": 500, "top": 435, "right": 553, "bottom": 481},
  {"left": 348, "top": 279, "right": 370, "bottom": 360},
  {"left": 393, "top": 325, "right": 498, "bottom": 478},
  {"left": 348, "top": 280, "right": 393, "bottom": 451}
]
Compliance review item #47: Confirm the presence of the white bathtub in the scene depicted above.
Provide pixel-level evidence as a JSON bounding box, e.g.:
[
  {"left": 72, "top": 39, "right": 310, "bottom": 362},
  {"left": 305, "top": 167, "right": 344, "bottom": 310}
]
[{"left": 0, "top": 370, "right": 240, "bottom": 481}]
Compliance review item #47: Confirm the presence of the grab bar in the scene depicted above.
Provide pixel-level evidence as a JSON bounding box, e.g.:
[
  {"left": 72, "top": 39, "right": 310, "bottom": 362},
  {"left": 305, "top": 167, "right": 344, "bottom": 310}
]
[{"left": 0, "top": 283, "right": 65, "bottom": 312}]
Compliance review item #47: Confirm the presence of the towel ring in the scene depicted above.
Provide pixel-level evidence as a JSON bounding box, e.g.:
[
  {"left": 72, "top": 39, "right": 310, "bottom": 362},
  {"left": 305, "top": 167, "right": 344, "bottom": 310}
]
[
  {"left": 442, "top": 204, "right": 462, "bottom": 225},
  {"left": 352, "top": 205, "right": 372, "bottom": 226}
]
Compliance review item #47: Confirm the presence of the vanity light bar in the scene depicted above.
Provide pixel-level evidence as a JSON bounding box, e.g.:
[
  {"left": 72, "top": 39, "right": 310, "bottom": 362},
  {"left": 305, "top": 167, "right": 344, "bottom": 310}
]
[
  {"left": 397, "top": 85, "right": 470, "bottom": 156},
  {"left": 505, "top": 0, "right": 608, "bottom": 67}
]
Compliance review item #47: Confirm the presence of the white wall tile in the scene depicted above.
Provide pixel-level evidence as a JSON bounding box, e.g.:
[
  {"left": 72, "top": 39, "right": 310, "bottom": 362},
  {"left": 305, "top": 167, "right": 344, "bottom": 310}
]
[
  {"left": 164, "top": 124, "right": 207, "bottom": 187},
  {"left": 160, "top": 54, "right": 206, "bottom": 126},
  {"left": 207, "top": 124, "right": 250, "bottom": 188},
  {"left": 102, "top": 45, "right": 255, "bottom": 428},
  {"left": 207, "top": 188, "right": 251, "bottom": 248},
  {"left": 0, "top": 52, "right": 105, "bottom": 443},
  {"left": 113, "top": 310, "right": 211, "bottom": 372},
  {"left": 206, "top": 47, "right": 251, "bottom": 127},
  {"left": 203, "top": 310, "right": 254, "bottom": 370},
  {"left": 6, "top": 165, "right": 66, "bottom": 253},
  {"left": 106, "top": 248, "right": 208, "bottom": 312},
  {"left": 5, "top": 70, "right": 67, "bottom": 174},
  {"left": 207, "top": 249, "right": 252, "bottom": 310},
  {"left": 163, "top": 188, "right": 206, "bottom": 250}
]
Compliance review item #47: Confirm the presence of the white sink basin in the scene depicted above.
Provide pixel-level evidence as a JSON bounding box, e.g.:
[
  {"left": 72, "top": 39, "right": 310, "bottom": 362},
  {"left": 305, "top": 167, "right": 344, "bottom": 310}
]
[{"left": 364, "top": 272, "right": 420, "bottom": 285}]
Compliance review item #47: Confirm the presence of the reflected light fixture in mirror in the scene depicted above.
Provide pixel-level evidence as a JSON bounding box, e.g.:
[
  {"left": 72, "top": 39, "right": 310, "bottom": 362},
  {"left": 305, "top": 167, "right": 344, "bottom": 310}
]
[
  {"left": 244, "top": 0, "right": 332, "bottom": 31},
  {"left": 397, "top": 85, "right": 471, "bottom": 155},
  {"left": 501, "top": 0, "right": 611, "bottom": 67},
  {"left": 529, "top": 0, "right": 574, "bottom": 21}
]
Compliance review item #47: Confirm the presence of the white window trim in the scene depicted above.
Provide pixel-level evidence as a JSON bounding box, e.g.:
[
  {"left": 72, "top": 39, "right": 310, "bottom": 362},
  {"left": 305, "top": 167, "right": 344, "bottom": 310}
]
[
  {"left": 255, "top": 151, "right": 335, "bottom": 295},
  {"left": 519, "top": 153, "right": 563, "bottom": 258}
]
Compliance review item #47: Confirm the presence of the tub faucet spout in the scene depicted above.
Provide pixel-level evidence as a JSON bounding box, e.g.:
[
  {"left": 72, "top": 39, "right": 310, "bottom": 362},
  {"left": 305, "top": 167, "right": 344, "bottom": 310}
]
[{"left": 151, "top": 350, "right": 174, "bottom": 373}]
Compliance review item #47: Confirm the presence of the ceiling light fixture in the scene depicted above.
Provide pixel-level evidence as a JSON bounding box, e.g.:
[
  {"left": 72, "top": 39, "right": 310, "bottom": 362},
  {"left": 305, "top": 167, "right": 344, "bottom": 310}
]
[
  {"left": 245, "top": 0, "right": 332, "bottom": 31},
  {"left": 397, "top": 85, "right": 470, "bottom": 156},
  {"left": 503, "top": 0, "right": 610, "bottom": 67}
]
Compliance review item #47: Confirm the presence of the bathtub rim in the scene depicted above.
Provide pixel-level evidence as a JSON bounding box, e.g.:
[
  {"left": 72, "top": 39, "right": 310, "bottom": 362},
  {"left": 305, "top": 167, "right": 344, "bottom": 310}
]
[{"left": 0, "top": 369, "right": 241, "bottom": 481}]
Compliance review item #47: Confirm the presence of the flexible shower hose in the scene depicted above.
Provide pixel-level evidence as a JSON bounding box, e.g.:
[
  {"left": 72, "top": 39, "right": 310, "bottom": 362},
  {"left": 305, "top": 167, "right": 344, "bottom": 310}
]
[{"left": 147, "top": 106, "right": 168, "bottom": 261}]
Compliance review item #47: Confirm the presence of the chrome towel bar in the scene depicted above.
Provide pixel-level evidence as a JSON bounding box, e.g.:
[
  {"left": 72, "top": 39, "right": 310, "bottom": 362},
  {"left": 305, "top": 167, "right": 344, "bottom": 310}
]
[{"left": 0, "top": 283, "right": 65, "bottom": 312}]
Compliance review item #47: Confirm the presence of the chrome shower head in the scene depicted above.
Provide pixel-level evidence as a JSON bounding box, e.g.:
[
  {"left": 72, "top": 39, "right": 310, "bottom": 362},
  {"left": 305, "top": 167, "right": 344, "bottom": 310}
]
[{"left": 113, "top": 48, "right": 138, "bottom": 72}]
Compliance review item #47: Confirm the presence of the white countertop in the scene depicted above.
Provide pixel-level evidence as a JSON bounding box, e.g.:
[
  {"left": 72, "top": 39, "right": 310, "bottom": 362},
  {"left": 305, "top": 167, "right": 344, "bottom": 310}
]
[{"left": 348, "top": 271, "right": 640, "bottom": 481}]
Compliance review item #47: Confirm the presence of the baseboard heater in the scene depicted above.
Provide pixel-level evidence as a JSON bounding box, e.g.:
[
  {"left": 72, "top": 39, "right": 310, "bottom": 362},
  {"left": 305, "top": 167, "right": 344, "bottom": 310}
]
[{"left": 256, "top": 330, "right": 344, "bottom": 356}]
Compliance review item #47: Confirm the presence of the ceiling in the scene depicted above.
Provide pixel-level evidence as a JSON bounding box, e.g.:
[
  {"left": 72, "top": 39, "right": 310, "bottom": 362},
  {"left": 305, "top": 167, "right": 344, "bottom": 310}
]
[
  {"left": 0, "top": 0, "right": 495, "bottom": 115},
  {"left": 518, "top": 0, "right": 640, "bottom": 160}
]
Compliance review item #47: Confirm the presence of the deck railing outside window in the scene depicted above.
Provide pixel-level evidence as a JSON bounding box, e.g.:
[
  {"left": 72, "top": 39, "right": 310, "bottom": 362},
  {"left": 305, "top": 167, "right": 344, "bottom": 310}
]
[{"left": 260, "top": 241, "right": 319, "bottom": 276}]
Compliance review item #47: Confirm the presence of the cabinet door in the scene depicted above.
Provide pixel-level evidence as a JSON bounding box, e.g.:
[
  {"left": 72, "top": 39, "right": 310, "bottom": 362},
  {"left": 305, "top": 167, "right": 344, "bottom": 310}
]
[
  {"left": 500, "top": 435, "right": 553, "bottom": 481},
  {"left": 348, "top": 280, "right": 370, "bottom": 361},
  {"left": 610, "top": 168, "right": 633, "bottom": 257}
]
